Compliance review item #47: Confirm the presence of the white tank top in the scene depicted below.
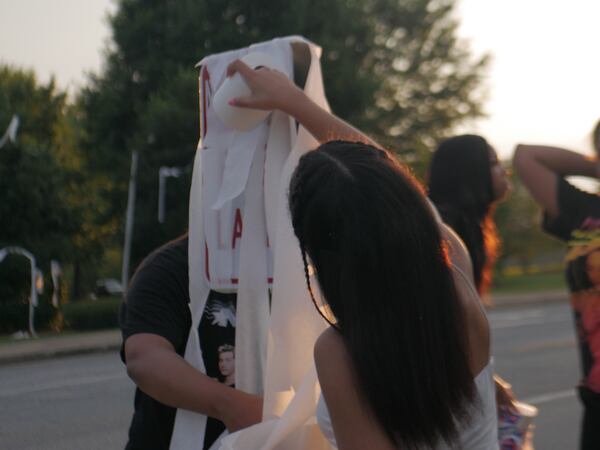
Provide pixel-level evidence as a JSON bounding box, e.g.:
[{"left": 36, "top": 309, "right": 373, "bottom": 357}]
[{"left": 316, "top": 360, "right": 499, "bottom": 449}]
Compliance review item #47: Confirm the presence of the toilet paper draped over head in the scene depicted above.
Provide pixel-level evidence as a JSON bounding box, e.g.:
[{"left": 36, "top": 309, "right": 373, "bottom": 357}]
[{"left": 169, "top": 36, "right": 335, "bottom": 450}]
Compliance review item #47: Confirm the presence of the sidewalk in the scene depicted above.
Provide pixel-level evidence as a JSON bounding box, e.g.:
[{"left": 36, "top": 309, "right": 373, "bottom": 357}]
[
  {"left": 0, "top": 290, "right": 569, "bottom": 365},
  {"left": 0, "top": 329, "right": 121, "bottom": 365}
]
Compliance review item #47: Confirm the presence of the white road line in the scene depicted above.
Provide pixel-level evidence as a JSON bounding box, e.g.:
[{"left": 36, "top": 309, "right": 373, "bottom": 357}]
[
  {"left": 489, "top": 309, "right": 545, "bottom": 321},
  {"left": 522, "top": 389, "right": 576, "bottom": 406},
  {"left": 513, "top": 337, "right": 575, "bottom": 353},
  {"left": 0, "top": 372, "right": 127, "bottom": 397},
  {"left": 492, "top": 318, "right": 546, "bottom": 329},
  {"left": 491, "top": 317, "right": 566, "bottom": 330}
]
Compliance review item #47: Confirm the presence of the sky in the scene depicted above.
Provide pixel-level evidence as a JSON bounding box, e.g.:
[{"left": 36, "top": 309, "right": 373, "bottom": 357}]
[
  {"left": 455, "top": 0, "right": 600, "bottom": 158},
  {"left": 1, "top": 0, "right": 599, "bottom": 160}
]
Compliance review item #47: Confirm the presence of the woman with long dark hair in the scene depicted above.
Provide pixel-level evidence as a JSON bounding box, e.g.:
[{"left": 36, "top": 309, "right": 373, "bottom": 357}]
[
  {"left": 428, "top": 134, "right": 509, "bottom": 301},
  {"left": 227, "top": 59, "right": 498, "bottom": 449},
  {"left": 428, "top": 136, "right": 539, "bottom": 450}
]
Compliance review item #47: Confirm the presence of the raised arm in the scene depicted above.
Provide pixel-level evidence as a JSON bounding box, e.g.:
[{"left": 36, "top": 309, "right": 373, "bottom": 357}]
[
  {"left": 513, "top": 144, "right": 599, "bottom": 218},
  {"left": 226, "top": 59, "right": 379, "bottom": 147}
]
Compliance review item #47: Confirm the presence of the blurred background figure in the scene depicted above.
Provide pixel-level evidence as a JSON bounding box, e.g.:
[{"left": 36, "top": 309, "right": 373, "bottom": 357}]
[
  {"left": 428, "top": 134, "right": 509, "bottom": 303},
  {"left": 514, "top": 119, "right": 600, "bottom": 450},
  {"left": 428, "top": 134, "right": 538, "bottom": 450}
]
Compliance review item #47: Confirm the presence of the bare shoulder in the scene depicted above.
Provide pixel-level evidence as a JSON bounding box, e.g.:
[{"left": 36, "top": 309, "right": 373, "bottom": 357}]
[
  {"left": 439, "top": 224, "right": 491, "bottom": 373},
  {"left": 314, "top": 327, "right": 348, "bottom": 374},
  {"left": 440, "top": 223, "right": 474, "bottom": 283},
  {"left": 314, "top": 327, "right": 357, "bottom": 392},
  {"left": 313, "top": 327, "right": 396, "bottom": 449},
  {"left": 315, "top": 326, "right": 344, "bottom": 354}
]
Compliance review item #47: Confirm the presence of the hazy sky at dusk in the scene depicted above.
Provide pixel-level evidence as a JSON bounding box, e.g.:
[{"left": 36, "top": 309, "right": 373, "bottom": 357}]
[{"left": 1, "top": 0, "right": 599, "bottom": 159}]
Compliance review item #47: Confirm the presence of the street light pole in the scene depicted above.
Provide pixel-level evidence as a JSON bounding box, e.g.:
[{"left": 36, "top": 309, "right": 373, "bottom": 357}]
[
  {"left": 121, "top": 150, "right": 139, "bottom": 294},
  {"left": 157, "top": 166, "right": 182, "bottom": 223},
  {"left": 0, "top": 114, "right": 19, "bottom": 148}
]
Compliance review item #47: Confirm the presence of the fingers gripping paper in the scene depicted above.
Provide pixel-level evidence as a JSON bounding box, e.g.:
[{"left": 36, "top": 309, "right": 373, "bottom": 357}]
[{"left": 171, "top": 37, "right": 333, "bottom": 450}]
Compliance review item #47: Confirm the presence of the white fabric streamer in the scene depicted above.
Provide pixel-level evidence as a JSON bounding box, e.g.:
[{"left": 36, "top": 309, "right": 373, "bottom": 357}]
[{"left": 172, "top": 36, "right": 334, "bottom": 450}]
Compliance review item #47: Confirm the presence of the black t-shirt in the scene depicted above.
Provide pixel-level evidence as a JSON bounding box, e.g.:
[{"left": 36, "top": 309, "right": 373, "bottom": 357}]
[
  {"left": 120, "top": 236, "right": 237, "bottom": 449},
  {"left": 543, "top": 177, "right": 600, "bottom": 392}
]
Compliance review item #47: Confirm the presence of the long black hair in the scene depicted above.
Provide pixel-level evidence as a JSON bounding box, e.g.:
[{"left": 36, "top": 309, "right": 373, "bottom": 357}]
[
  {"left": 593, "top": 119, "right": 600, "bottom": 155},
  {"left": 289, "top": 141, "right": 475, "bottom": 449},
  {"left": 428, "top": 134, "right": 500, "bottom": 296}
]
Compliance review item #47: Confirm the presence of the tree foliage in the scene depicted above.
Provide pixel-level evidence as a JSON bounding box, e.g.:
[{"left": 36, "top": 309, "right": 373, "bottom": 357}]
[
  {"left": 494, "top": 173, "right": 564, "bottom": 274},
  {"left": 0, "top": 66, "right": 109, "bottom": 303},
  {"left": 361, "top": 0, "right": 489, "bottom": 173},
  {"left": 78, "top": 0, "right": 489, "bottom": 270},
  {"left": 0, "top": 67, "right": 72, "bottom": 302}
]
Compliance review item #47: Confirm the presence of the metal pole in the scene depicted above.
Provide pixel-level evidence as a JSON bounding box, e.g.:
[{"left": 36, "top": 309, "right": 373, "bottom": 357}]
[
  {"left": 157, "top": 167, "right": 182, "bottom": 223},
  {"left": 121, "top": 150, "right": 139, "bottom": 294},
  {"left": 158, "top": 167, "right": 167, "bottom": 224},
  {"left": 51, "top": 260, "right": 61, "bottom": 308},
  {"left": 28, "top": 254, "right": 37, "bottom": 337}
]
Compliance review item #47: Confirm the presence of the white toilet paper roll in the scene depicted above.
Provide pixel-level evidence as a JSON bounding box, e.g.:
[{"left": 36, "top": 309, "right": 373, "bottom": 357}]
[{"left": 213, "top": 52, "right": 281, "bottom": 131}]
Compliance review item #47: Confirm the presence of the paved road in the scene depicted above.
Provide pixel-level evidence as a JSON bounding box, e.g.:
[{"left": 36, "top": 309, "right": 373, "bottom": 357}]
[
  {"left": 489, "top": 301, "right": 581, "bottom": 449},
  {"left": 0, "top": 351, "right": 132, "bottom": 449},
  {"left": 0, "top": 301, "right": 583, "bottom": 449}
]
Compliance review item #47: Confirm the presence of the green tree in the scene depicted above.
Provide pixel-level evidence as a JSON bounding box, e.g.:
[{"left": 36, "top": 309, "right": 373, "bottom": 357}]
[
  {"left": 54, "top": 103, "right": 119, "bottom": 298},
  {"left": 0, "top": 66, "right": 72, "bottom": 307},
  {"left": 362, "top": 0, "right": 489, "bottom": 175},
  {"left": 494, "top": 173, "right": 563, "bottom": 275},
  {"left": 0, "top": 66, "right": 104, "bottom": 306},
  {"left": 78, "top": 0, "right": 488, "bottom": 272}
]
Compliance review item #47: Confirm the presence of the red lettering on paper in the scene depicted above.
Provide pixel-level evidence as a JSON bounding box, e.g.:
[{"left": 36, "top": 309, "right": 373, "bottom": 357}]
[
  {"left": 217, "top": 211, "right": 225, "bottom": 249},
  {"left": 232, "top": 209, "right": 243, "bottom": 249},
  {"left": 205, "top": 241, "right": 210, "bottom": 281}
]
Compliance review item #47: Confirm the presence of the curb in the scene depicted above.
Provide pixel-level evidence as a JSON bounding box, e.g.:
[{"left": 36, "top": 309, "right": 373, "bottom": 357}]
[
  {"left": 0, "top": 329, "right": 121, "bottom": 365},
  {"left": 491, "top": 290, "right": 568, "bottom": 308},
  {"left": 0, "top": 292, "right": 570, "bottom": 364}
]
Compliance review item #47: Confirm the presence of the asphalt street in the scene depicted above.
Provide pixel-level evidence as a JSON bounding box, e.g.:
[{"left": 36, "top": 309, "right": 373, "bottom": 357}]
[
  {"left": 489, "top": 301, "right": 581, "bottom": 449},
  {"left": 0, "top": 301, "right": 582, "bottom": 449},
  {"left": 0, "top": 351, "right": 131, "bottom": 449}
]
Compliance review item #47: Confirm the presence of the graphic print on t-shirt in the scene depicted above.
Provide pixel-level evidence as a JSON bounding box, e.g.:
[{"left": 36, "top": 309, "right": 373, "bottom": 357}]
[
  {"left": 217, "top": 343, "right": 236, "bottom": 387},
  {"left": 565, "top": 227, "right": 600, "bottom": 392},
  {"left": 204, "top": 297, "right": 237, "bottom": 328},
  {"left": 198, "top": 291, "right": 237, "bottom": 449}
]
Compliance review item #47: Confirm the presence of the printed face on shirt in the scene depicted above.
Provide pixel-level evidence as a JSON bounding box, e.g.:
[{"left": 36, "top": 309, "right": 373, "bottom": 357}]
[
  {"left": 585, "top": 251, "right": 600, "bottom": 288},
  {"left": 218, "top": 351, "right": 235, "bottom": 377},
  {"left": 489, "top": 147, "right": 510, "bottom": 201}
]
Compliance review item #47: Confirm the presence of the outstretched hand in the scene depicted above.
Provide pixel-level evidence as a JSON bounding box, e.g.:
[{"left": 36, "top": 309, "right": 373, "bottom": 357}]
[
  {"left": 221, "top": 390, "right": 263, "bottom": 433},
  {"left": 226, "top": 59, "right": 304, "bottom": 113}
]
